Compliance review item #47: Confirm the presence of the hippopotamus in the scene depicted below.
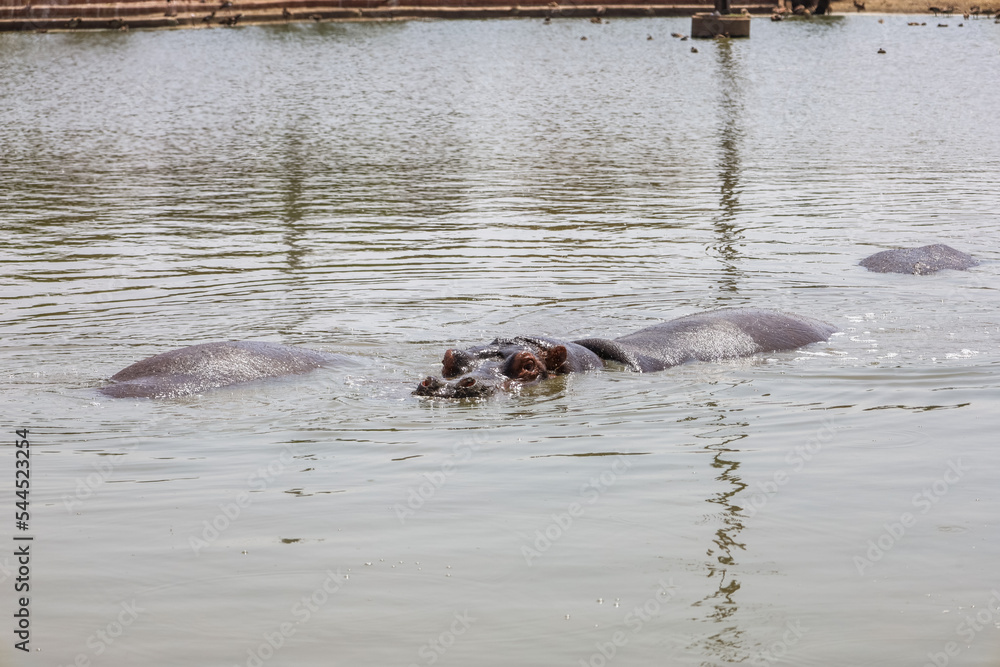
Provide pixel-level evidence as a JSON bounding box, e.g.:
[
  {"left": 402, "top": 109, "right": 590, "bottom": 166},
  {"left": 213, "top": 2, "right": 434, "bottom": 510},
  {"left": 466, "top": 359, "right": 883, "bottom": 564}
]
[
  {"left": 414, "top": 336, "right": 606, "bottom": 399},
  {"left": 100, "top": 341, "right": 353, "bottom": 399},
  {"left": 860, "top": 244, "right": 978, "bottom": 275},
  {"left": 414, "top": 308, "right": 837, "bottom": 399}
]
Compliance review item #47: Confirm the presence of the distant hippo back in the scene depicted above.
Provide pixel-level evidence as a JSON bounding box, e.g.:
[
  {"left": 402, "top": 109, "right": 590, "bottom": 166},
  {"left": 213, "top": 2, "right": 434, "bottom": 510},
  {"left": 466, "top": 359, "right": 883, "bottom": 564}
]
[{"left": 860, "top": 244, "right": 978, "bottom": 275}]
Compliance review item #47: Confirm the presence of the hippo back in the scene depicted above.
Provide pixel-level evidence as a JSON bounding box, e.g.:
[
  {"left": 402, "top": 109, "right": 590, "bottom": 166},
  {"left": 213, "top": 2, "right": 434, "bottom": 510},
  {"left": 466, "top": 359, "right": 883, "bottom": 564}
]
[
  {"left": 859, "top": 244, "right": 978, "bottom": 275},
  {"left": 102, "top": 341, "right": 347, "bottom": 398},
  {"left": 576, "top": 309, "right": 836, "bottom": 372}
]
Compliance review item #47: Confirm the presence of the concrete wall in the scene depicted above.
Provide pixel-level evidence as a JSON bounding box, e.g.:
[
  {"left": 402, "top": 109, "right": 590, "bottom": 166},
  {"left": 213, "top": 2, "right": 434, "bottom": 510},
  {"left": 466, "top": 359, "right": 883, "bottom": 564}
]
[{"left": 1, "top": 0, "right": 778, "bottom": 31}]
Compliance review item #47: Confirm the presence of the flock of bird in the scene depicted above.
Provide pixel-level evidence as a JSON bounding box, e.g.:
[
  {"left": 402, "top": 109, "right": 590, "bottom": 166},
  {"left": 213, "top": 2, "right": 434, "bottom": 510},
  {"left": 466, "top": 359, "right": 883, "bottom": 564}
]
[{"left": 771, "top": 0, "right": 998, "bottom": 21}]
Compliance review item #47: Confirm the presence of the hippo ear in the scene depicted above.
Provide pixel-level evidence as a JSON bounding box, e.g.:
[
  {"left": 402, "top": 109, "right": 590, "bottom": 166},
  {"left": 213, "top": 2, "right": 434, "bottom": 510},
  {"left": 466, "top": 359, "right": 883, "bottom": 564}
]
[
  {"left": 543, "top": 346, "right": 568, "bottom": 373},
  {"left": 442, "top": 350, "right": 459, "bottom": 378},
  {"left": 443, "top": 349, "right": 472, "bottom": 378}
]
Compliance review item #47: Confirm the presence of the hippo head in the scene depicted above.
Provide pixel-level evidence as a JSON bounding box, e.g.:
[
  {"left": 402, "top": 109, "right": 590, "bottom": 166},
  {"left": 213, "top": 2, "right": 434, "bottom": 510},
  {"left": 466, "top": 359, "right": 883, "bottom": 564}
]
[{"left": 414, "top": 339, "right": 570, "bottom": 399}]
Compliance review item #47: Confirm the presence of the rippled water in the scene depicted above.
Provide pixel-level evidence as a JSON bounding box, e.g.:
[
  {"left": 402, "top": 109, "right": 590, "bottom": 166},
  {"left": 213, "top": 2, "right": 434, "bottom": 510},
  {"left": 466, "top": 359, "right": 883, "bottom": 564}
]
[{"left": 2, "top": 15, "right": 1000, "bottom": 667}]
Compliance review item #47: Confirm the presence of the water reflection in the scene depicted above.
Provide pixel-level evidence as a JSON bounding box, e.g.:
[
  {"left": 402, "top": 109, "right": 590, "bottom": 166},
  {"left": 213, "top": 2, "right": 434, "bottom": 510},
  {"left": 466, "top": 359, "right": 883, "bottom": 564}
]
[
  {"left": 278, "top": 128, "right": 310, "bottom": 272},
  {"left": 711, "top": 39, "right": 748, "bottom": 301},
  {"left": 694, "top": 39, "right": 752, "bottom": 662},
  {"left": 694, "top": 416, "right": 750, "bottom": 661}
]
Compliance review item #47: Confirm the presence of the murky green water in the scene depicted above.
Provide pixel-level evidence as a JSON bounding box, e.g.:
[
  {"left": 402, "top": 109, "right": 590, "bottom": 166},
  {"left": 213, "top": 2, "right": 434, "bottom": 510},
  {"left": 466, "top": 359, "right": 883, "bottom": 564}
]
[{"left": 2, "top": 14, "right": 1000, "bottom": 667}]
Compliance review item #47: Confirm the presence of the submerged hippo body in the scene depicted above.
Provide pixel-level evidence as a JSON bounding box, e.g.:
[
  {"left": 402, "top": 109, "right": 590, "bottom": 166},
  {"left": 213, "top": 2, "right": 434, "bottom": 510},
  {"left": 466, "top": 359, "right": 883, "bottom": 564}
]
[
  {"left": 101, "top": 341, "right": 351, "bottom": 399},
  {"left": 415, "top": 308, "right": 836, "bottom": 399},
  {"left": 860, "top": 244, "right": 978, "bottom": 275}
]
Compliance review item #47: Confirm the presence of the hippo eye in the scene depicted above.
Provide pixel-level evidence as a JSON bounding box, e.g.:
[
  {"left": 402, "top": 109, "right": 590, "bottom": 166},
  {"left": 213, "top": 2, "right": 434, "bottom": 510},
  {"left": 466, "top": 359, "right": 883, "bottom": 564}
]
[
  {"left": 458, "top": 378, "right": 476, "bottom": 388},
  {"left": 521, "top": 360, "right": 535, "bottom": 372}
]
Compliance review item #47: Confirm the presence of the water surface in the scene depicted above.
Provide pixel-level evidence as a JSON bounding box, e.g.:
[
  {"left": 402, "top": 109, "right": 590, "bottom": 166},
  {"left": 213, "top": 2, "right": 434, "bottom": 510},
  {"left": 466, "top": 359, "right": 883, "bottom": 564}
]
[{"left": 2, "top": 15, "right": 1000, "bottom": 667}]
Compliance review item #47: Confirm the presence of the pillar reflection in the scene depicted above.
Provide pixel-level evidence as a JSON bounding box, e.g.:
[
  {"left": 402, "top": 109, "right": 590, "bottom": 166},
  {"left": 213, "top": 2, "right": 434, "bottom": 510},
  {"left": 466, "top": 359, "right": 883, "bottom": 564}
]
[{"left": 711, "top": 38, "right": 747, "bottom": 301}]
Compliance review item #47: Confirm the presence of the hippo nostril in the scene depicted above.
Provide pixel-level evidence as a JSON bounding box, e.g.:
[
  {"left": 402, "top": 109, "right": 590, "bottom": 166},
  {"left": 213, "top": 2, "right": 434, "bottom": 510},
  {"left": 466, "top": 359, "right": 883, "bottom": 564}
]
[
  {"left": 458, "top": 378, "right": 476, "bottom": 388},
  {"left": 414, "top": 376, "right": 446, "bottom": 396}
]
